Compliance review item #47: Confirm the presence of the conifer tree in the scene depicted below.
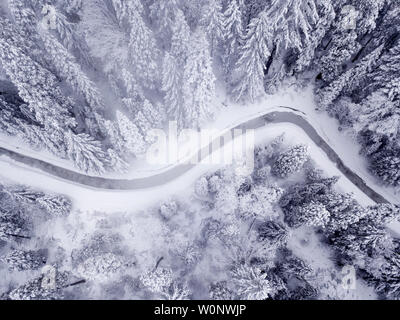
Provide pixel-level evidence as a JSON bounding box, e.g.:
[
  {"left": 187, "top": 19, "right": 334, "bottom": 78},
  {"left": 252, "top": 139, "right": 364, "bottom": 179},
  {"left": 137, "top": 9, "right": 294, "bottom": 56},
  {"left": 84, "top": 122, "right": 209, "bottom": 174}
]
[
  {"left": 232, "top": 11, "right": 270, "bottom": 102},
  {"left": 182, "top": 30, "right": 216, "bottom": 128}
]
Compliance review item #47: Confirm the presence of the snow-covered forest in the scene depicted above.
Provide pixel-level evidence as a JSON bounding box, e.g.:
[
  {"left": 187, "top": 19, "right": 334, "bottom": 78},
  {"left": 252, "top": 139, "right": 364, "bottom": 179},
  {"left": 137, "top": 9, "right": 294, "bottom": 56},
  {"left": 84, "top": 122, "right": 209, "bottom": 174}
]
[
  {"left": 0, "top": 0, "right": 400, "bottom": 300},
  {"left": 1, "top": 135, "right": 399, "bottom": 300}
]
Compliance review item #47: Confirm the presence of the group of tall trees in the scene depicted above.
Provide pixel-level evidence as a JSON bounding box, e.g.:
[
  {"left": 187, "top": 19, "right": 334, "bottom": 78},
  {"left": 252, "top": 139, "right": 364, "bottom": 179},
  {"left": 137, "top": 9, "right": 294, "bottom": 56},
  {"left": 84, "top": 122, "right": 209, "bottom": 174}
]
[
  {"left": 312, "top": 0, "right": 400, "bottom": 187},
  {"left": 0, "top": 181, "right": 77, "bottom": 299},
  {"left": 1, "top": 0, "right": 399, "bottom": 184},
  {"left": 198, "top": 0, "right": 400, "bottom": 187},
  {"left": 0, "top": 0, "right": 219, "bottom": 174},
  {"left": 279, "top": 167, "right": 400, "bottom": 299}
]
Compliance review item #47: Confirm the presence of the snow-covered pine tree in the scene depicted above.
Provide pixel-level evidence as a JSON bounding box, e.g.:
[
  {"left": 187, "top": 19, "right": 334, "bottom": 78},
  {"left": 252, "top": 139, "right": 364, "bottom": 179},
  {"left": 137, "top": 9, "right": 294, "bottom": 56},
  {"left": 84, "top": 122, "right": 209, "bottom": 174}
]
[
  {"left": 6, "top": 0, "right": 50, "bottom": 67},
  {"left": 260, "top": 0, "right": 327, "bottom": 90},
  {"left": 295, "top": 201, "right": 331, "bottom": 228},
  {"left": 317, "top": 191, "right": 366, "bottom": 232},
  {"left": 0, "top": 18, "right": 76, "bottom": 129},
  {"left": 280, "top": 177, "right": 338, "bottom": 215},
  {"left": 39, "top": 27, "right": 104, "bottom": 113},
  {"left": 127, "top": 4, "right": 159, "bottom": 89},
  {"left": 0, "top": 218, "right": 27, "bottom": 241},
  {"left": 194, "top": 176, "right": 210, "bottom": 198},
  {"left": 272, "top": 144, "right": 309, "bottom": 178},
  {"left": 6, "top": 185, "right": 72, "bottom": 217},
  {"left": 371, "top": 147, "right": 400, "bottom": 187},
  {"left": 182, "top": 30, "right": 216, "bottom": 128},
  {"left": 222, "top": 0, "right": 243, "bottom": 76},
  {"left": 116, "top": 110, "right": 146, "bottom": 156},
  {"left": 36, "top": 194, "right": 72, "bottom": 217},
  {"left": 364, "top": 204, "right": 400, "bottom": 226},
  {"left": 162, "top": 52, "right": 184, "bottom": 126},
  {"left": 264, "top": 0, "right": 321, "bottom": 52},
  {"left": 238, "top": 185, "right": 283, "bottom": 220},
  {"left": 369, "top": 252, "right": 400, "bottom": 299},
  {"left": 15, "top": 121, "right": 67, "bottom": 158},
  {"left": 209, "top": 281, "right": 234, "bottom": 300},
  {"left": 103, "top": 119, "right": 126, "bottom": 155},
  {"left": 200, "top": 0, "right": 224, "bottom": 56},
  {"left": 77, "top": 252, "right": 125, "bottom": 280},
  {"left": 136, "top": 99, "right": 163, "bottom": 134},
  {"left": 41, "top": 2, "right": 93, "bottom": 66},
  {"left": 65, "top": 130, "right": 107, "bottom": 174},
  {"left": 230, "top": 264, "right": 275, "bottom": 300},
  {"left": 355, "top": 92, "right": 400, "bottom": 141},
  {"left": 2, "top": 249, "right": 47, "bottom": 271},
  {"left": 0, "top": 96, "right": 25, "bottom": 137},
  {"left": 149, "top": 0, "right": 180, "bottom": 42},
  {"left": 140, "top": 267, "right": 190, "bottom": 300},
  {"left": 64, "top": 0, "right": 83, "bottom": 16},
  {"left": 105, "top": 148, "right": 129, "bottom": 173},
  {"left": 355, "top": 0, "right": 386, "bottom": 35},
  {"left": 111, "top": 0, "right": 144, "bottom": 27},
  {"left": 0, "top": 194, "right": 29, "bottom": 241},
  {"left": 38, "top": 27, "right": 108, "bottom": 138},
  {"left": 170, "top": 9, "right": 191, "bottom": 64},
  {"left": 295, "top": 0, "right": 335, "bottom": 73},
  {"left": 231, "top": 11, "right": 270, "bottom": 102},
  {"left": 331, "top": 222, "right": 392, "bottom": 260},
  {"left": 7, "top": 0, "right": 38, "bottom": 36},
  {"left": 319, "top": 31, "right": 360, "bottom": 83},
  {"left": 257, "top": 220, "right": 291, "bottom": 247},
  {"left": 6, "top": 269, "right": 70, "bottom": 300},
  {"left": 367, "top": 37, "right": 400, "bottom": 103},
  {"left": 317, "top": 44, "right": 384, "bottom": 110}
]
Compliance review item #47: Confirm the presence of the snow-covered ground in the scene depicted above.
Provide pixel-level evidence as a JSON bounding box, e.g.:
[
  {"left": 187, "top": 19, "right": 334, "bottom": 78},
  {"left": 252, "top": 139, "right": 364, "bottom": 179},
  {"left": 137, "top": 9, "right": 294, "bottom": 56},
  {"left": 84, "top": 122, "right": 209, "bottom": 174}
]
[
  {"left": 0, "top": 86, "right": 311, "bottom": 179},
  {"left": 287, "top": 227, "right": 377, "bottom": 300},
  {"left": 0, "top": 85, "right": 396, "bottom": 214},
  {"left": 0, "top": 120, "right": 377, "bottom": 212},
  {"left": 2, "top": 85, "right": 396, "bottom": 206},
  {"left": 0, "top": 88, "right": 392, "bottom": 300}
]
